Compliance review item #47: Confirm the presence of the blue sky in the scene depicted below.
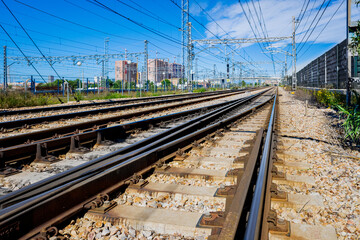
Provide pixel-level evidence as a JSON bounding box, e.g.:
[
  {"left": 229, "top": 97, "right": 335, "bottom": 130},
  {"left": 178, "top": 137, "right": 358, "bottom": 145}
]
[{"left": 0, "top": 0, "right": 357, "bottom": 83}]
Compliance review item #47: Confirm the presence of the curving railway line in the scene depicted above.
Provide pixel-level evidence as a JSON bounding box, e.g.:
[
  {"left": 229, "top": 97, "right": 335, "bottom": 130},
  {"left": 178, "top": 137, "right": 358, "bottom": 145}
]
[{"left": 0, "top": 87, "right": 290, "bottom": 240}]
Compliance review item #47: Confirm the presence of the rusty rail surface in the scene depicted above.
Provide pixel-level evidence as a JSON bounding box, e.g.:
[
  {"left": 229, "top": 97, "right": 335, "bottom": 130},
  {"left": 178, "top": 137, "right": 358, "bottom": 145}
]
[
  {"left": 0, "top": 89, "right": 268, "bottom": 168},
  {"left": 0, "top": 90, "right": 247, "bottom": 131},
  {"left": 0, "top": 89, "right": 243, "bottom": 117},
  {"left": 243, "top": 90, "right": 277, "bottom": 240},
  {"left": 0, "top": 90, "right": 257, "bottom": 149},
  {"left": 0, "top": 88, "right": 275, "bottom": 240}
]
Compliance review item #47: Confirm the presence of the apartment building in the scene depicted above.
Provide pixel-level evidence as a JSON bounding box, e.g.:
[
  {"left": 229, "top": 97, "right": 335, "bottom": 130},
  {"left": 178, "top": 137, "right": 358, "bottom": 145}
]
[{"left": 115, "top": 60, "right": 138, "bottom": 83}]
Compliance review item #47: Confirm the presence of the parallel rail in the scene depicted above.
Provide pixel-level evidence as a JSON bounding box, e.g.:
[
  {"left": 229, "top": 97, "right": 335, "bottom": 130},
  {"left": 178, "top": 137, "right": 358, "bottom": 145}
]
[
  {"left": 0, "top": 93, "right": 253, "bottom": 166},
  {"left": 0, "top": 90, "right": 245, "bottom": 131},
  {"left": 0, "top": 89, "right": 241, "bottom": 117},
  {"left": 0, "top": 88, "right": 278, "bottom": 240}
]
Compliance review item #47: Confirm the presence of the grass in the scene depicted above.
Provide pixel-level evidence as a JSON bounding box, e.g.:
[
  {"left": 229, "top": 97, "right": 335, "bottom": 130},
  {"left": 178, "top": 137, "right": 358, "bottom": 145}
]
[
  {"left": 0, "top": 88, "right": 223, "bottom": 109},
  {"left": 337, "top": 105, "right": 360, "bottom": 145},
  {"left": 292, "top": 88, "right": 360, "bottom": 146}
]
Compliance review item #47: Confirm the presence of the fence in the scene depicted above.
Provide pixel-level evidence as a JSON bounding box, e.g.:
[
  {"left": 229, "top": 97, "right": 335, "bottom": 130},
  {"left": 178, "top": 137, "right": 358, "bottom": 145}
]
[{"left": 294, "top": 39, "right": 360, "bottom": 89}]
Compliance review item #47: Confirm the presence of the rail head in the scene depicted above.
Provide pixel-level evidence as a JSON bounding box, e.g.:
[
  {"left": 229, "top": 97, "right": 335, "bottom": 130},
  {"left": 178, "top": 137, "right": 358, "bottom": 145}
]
[{"left": 243, "top": 91, "right": 277, "bottom": 240}]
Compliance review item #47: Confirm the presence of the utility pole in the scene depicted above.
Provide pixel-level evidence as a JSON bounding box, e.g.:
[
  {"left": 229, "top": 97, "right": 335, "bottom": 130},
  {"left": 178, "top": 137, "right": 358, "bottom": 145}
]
[
  {"left": 195, "top": 57, "right": 198, "bottom": 89},
  {"left": 187, "top": 22, "right": 193, "bottom": 92},
  {"left": 213, "top": 64, "right": 216, "bottom": 88},
  {"left": 144, "top": 40, "right": 148, "bottom": 92},
  {"left": 239, "top": 63, "right": 242, "bottom": 87},
  {"left": 136, "top": 56, "right": 140, "bottom": 97},
  {"left": 292, "top": 16, "right": 297, "bottom": 90},
  {"left": 101, "top": 37, "right": 109, "bottom": 91},
  {"left": 3, "top": 46, "right": 7, "bottom": 90},
  {"left": 181, "top": 0, "right": 189, "bottom": 92},
  {"left": 155, "top": 51, "right": 158, "bottom": 93},
  {"left": 346, "top": 0, "right": 351, "bottom": 106},
  {"left": 232, "top": 52, "right": 235, "bottom": 86}
]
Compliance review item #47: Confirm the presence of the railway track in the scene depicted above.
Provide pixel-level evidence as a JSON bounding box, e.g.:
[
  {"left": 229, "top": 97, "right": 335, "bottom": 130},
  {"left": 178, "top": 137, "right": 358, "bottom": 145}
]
[
  {"left": 0, "top": 90, "right": 238, "bottom": 118},
  {"left": 0, "top": 87, "right": 281, "bottom": 239},
  {"left": 0, "top": 90, "right": 264, "bottom": 194},
  {"left": 0, "top": 90, "right": 247, "bottom": 132},
  {"left": 0, "top": 90, "right": 264, "bottom": 178}
]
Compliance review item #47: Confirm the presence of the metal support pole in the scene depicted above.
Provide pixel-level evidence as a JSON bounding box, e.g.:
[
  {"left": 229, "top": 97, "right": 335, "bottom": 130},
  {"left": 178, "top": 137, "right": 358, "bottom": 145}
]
[
  {"left": 181, "top": 0, "right": 189, "bottom": 92},
  {"left": 346, "top": 0, "right": 351, "bottom": 106},
  {"left": 3, "top": 46, "right": 7, "bottom": 90},
  {"left": 195, "top": 57, "right": 198, "bottom": 89},
  {"left": 62, "top": 77, "right": 65, "bottom": 97},
  {"left": 292, "top": 16, "right": 297, "bottom": 90},
  {"left": 144, "top": 40, "right": 148, "bottom": 92},
  {"left": 187, "top": 22, "right": 192, "bottom": 92},
  {"left": 325, "top": 53, "right": 327, "bottom": 88}
]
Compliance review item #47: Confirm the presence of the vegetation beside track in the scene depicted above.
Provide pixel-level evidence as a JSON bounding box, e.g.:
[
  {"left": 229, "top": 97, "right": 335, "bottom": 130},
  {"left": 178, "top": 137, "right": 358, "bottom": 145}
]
[
  {"left": 0, "top": 89, "right": 208, "bottom": 109},
  {"left": 291, "top": 87, "right": 360, "bottom": 146}
]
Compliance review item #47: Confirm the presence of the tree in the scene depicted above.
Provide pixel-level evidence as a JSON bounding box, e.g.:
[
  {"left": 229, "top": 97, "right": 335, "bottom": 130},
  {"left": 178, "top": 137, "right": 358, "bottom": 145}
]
[
  {"left": 161, "top": 79, "right": 171, "bottom": 91},
  {"left": 241, "top": 80, "right": 246, "bottom": 87},
  {"left": 179, "top": 78, "right": 187, "bottom": 85},
  {"left": 350, "top": 1, "right": 360, "bottom": 54}
]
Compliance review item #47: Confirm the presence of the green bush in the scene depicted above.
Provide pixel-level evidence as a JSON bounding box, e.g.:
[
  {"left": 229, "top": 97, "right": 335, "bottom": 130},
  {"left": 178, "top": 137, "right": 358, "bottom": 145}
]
[
  {"left": 337, "top": 105, "right": 360, "bottom": 145},
  {"left": 193, "top": 88, "right": 206, "bottom": 93}
]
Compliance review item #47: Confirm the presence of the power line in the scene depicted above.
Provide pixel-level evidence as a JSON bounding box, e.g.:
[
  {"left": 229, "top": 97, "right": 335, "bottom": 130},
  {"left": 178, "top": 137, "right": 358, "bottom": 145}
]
[
  {"left": 87, "top": 0, "right": 184, "bottom": 46},
  {"left": 192, "top": 0, "right": 259, "bottom": 70},
  {"left": 2, "top": 0, "right": 63, "bottom": 79},
  {"left": 299, "top": 0, "right": 318, "bottom": 35},
  {"left": 14, "top": 0, "right": 142, "bottom": 42},
  {"left": 297, "top": 0, "right": 332, "bottom": 54},
  {"left": 62, "top": 0, "right": 181, "bottom": 50},
  {"left": 299, "top": 0, "right": 344, "bottom": 58},
  {"left": 297, "top": 0, "right": 327, "bottom": 50},
  {"left": 296, "top": 0, "right": 311, "bottom": 31},
  {"left": 172, "top": 0, "right": 262, "bottom": 73},
  {"left": 238, "top": 0, "right": 276, "bottom": 70},
  {"left": 114, "top": 0, "right": 180, "bottom": 29},
  {"left": 0, "top": 23, "right": 46, "bottom": 82}
]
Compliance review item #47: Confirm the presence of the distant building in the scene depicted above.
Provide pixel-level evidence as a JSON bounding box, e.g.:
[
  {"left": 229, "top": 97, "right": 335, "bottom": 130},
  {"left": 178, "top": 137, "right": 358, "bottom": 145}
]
[
  {"left": 169, "top": 63, "right": 183, "bottom": 79},
  {"left": 48, "top": 75, "right": 54, "bottom": 83},
  {"left": 94, "top": 76, "right": 101, "bottom": 84},
  {"left": 115, "top": 60, "right": 138, "bottom": 83},
  {"left": 148, "top": 59, "right": 168, "bottom": 83},
  {"left": 147, "top": 60, "right": 183, "bottom": 83}
]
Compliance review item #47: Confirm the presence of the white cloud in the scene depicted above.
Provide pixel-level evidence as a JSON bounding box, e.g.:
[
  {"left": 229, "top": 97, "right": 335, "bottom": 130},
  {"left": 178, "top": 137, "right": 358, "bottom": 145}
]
[
  {"left": 203, "top": 0, "right": 354, "bottom": 46},
  {"left": 190, "top": 2, "right": 209, "bottom": 16}
]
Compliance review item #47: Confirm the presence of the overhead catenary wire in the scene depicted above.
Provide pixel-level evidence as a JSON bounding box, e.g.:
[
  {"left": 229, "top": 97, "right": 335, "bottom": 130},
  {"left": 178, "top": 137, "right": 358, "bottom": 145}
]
[
  {"left": 298, "top": 0, "right": 344, "bottom": 58},
  {"left": 114, "top": 0, "right": 181, "bottom": 29},
  {"left": 14, "top": 0, "right": 142, "bottom": 42},
  {"left": 62, "top": 0, "right": 181, "bottom": 49},
  {"left": 2, "top": 0, "right": 63, "bottom": 80},
  {"left": 0, "top": 23, "right": 47, "bottom": 83},
  {"left": 171, "top": 0, "right": 262, "bottom": 73},
  {"left": 191, "top": 0, "right": 261, "bottom": 71},
  {"left": 297, "top": 0, "right": 332, "bottom": 54},
  {"left": 87, "top": 0, "right": 184, "bottom": 46},
  {"left": 297, "top": 0, "right": 328, "bottom": 51},
  {"left": 238, "top": 0, "right": 276, "bottom": 71},
  {"left": 296, "top": 0, "right": 311, "bottom": 31}
]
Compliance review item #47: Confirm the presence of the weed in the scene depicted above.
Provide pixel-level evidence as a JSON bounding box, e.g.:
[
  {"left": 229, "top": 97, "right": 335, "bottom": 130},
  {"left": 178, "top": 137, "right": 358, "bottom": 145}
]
[{"left": 337, "top": 105, "right": 360, "bottom": 145}]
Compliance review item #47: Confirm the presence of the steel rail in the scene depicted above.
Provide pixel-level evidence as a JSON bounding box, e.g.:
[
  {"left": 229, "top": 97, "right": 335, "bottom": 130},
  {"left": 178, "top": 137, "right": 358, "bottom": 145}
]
[
  {"left": 243, "top": 91, "right": 277, "bottom": 240},
  {"left": 0, "top": 89, "right": 251, "bottom": 149},
  {"left": 0, "top": 89, "right": 275, "bottom": 239},
  {"left": 0, "top": 90, "right": 243, "bottom": 131},
  {"left": 0, "top": 92, "right": 256, "bottom": 166},
  {"left": 217, "top": 128, "right": 265, "bottom": 239},
  {"left": 0, "top": 89, "right": 240, "bottom": 117},
  {"left": 0, "top": 89, "right": 271, "bottom": 208}
]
